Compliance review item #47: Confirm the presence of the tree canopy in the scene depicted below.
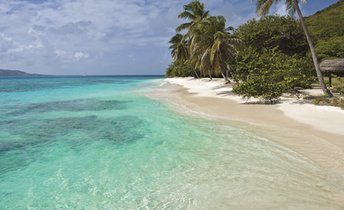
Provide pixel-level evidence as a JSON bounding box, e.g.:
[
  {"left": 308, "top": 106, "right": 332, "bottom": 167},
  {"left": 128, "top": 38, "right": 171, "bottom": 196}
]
[
  {"left": 234, "top": 16, "right": 308, "bottom": 56},
  {"left": 166, "top": 0, "right": 343, "bottom": 100},
  {"left": 306, "top": 0, "right": 344, "bottom": 42},
  {"left": 306, "top": 0, "right": 344, "bottom": 60}
]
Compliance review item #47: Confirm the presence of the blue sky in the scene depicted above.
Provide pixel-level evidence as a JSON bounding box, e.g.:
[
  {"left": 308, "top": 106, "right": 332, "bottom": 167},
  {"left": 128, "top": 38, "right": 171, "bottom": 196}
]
[{"left": 0, "top": 0, "right": 338, "bottom": 75}]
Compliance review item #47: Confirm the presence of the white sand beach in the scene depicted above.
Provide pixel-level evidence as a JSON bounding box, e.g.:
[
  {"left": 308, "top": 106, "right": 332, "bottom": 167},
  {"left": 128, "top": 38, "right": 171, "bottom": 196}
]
[
  {"left": 147, "top": 77, "right": 344, "bottom": 201},
  {"left": 163, "top": 77, "right": 344, "bottom": 136}
]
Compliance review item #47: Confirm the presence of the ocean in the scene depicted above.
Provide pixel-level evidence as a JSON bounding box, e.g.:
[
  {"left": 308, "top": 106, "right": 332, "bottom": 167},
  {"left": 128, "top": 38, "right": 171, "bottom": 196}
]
[{"left": 0, "top": 76, "right": 341, "bottom": 209}]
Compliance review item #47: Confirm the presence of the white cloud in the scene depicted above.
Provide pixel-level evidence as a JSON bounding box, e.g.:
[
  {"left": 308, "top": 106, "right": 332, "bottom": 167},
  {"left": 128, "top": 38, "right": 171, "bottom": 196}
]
[
  {"left": 0, "top": 32, "right": 42, "bottom": 54},
  {"left": 0, "top": 0, "right": 322, "bottom": 75},
  {"left": 0, "top": 0, "right": 181, "bottom": 73},
  {"left": 74, "top": 52, "right": 89, "bottom": 61},
  {"left": 55, "top": 49, "right": 89, "bottom": 61}
]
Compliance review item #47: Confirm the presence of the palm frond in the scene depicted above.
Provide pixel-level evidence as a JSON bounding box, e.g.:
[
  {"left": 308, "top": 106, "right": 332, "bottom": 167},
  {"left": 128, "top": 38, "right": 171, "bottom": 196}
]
[
  {"left": 178, "top": 11, "right": 195, "bottom": 20},
  {"left": 257, "top": 0, "right": 275, "bottom": 16},
  {"left": 176, "top": 23, "right": 192, "bottom": 32},
  {"left": 169, "top": 33, "right": 183, "bottom": 44},
  {"left": 200, "top": 48, "right": 211, "bottom": 71}
]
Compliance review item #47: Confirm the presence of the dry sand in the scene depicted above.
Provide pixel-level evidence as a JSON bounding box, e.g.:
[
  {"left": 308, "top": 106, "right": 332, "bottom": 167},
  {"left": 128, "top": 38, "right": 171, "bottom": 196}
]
[
  {"left": 163, "top": 77, "right": 344, "bottom": 136},
  {"left": 145, "top": 77, "right": 344, "bottom": 193}
]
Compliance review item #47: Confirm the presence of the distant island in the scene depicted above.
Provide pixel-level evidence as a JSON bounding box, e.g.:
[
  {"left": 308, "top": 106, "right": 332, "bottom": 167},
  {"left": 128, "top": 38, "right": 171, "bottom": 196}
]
[{"left": 0, "top": 69, "right": 44, "bottom": 77}]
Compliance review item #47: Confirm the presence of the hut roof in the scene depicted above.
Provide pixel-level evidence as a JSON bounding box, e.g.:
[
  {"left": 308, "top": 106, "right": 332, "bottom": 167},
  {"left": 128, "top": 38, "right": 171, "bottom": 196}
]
[{"left": 320, "top": 58, "right": 344, "bottom": 73}]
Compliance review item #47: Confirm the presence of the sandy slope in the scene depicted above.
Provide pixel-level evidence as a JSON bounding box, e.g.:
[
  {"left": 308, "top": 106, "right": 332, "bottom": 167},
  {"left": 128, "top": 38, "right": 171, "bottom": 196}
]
[
  {"left": 164, "top": 77, "right": 344, "bottom": 136},
  {"left": 144, "top": 77, "right": 344, "bottom": 201}
]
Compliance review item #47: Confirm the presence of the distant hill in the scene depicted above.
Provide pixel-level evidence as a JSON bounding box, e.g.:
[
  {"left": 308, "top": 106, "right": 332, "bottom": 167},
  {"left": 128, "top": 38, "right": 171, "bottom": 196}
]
[
  {"left": 306, "top": 0, "right": 344, "bottom": 59},
  {"left": 0, "top": 69, "right": 43, "bottom": 77},
  {"left": 306, "top": 0, "right": 344, "bottom": 42}
]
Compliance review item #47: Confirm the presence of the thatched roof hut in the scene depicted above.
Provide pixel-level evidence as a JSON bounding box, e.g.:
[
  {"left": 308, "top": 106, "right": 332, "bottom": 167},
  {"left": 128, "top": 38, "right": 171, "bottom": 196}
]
[
  {"left": 319, "top": 58, "right": 344, "bottom": 86},
  {"left": 320, "top": 58, "right": 344, "bottom": 73}
]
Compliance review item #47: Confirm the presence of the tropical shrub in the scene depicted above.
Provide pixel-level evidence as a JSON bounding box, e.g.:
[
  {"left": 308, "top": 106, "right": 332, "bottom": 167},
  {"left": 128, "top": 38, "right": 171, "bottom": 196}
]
[
  {"left": 232, "top": 49, "right": 315, "bottom": 102},
  {"left": 231, "top": 46, "right": 259, "bottom": 82},
  {"left": 332, "top": 77, "right": 344, "bottom": 95},
  {"left": 282, "top": 56, "right": 315, "bottom": 89},
  {"left": 165, "top": 61, "right": 194, "bottom": 77},
  {"left": 316, "top": 36, "right": 344, "bottom": 60},
  {"left": 234, "top": 16, "right": 308, "bottom": 56},
  {"left": 233, "top": 71, "right": 287, "bottom": 102}
]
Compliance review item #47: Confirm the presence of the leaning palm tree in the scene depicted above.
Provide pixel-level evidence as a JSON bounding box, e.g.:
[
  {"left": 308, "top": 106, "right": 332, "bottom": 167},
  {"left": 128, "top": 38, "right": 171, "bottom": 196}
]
[
  {"left": 256, "top": 0, "right": 332, "bottom": 96},
  {"left": 191, "top": 16, "right": 238, "bottom": 80},
  {"left": 169, "top": 33, "right": 189, "bottom": 62},
  {"left": 210, "top": 28, "right": 238, "bottom": 82},
  {"left": 190, "top": 16, "right": 220, "bottom": 79},
  {"left": 169, "top": 33, "right": 200, "bottom": 78}
]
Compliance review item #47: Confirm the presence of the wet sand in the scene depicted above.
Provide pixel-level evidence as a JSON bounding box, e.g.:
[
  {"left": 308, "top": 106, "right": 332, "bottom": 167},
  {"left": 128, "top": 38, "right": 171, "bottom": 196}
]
[{"left": 145, "top": 78, "right": 344, "bottom": 203}]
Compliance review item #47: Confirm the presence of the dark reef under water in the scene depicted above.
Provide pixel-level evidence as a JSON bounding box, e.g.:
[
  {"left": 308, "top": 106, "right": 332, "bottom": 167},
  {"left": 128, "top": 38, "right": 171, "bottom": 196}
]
[{"left": 7, "top": 99, "right": 129, "bottom": 115}]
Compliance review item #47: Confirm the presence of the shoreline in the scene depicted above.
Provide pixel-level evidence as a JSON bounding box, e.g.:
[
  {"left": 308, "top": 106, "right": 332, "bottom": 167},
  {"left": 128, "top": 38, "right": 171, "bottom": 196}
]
[
  {"left": 145, "top": 77, "right": 344, "bottom": 196},
  {"left": 163, "top": 77, "right": 344, "bottom": 136}
]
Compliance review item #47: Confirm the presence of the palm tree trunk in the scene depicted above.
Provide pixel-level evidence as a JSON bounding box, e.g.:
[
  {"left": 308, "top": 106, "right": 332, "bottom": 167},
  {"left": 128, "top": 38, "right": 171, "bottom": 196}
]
[
  {"left": 221, "top": 71, "right": 226, "bottom": 80},
  {"left": 193, "top": 69, "right": 199, "bottom": 78},
  {"left": 294, "top": 0, "right": 333, "bottom": 97},
  {"left": 221, "top": 70, "right": 230, "bottom": 82},
  {"left": 208, "top": 70, "right": 212, "bottom": 80},
  {"left": 225, "top": 69, "right": 231, "bottom": 84}
]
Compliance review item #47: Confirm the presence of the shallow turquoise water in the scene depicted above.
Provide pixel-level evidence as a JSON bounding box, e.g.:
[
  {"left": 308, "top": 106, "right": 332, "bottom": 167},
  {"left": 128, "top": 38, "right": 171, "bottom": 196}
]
[{"left": 0, "top": 76, "right": 342, "bottom": 209}]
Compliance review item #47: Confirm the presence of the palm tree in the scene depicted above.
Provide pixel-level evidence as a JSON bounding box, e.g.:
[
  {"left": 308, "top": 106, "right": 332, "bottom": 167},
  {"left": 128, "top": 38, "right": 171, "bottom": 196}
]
[
  {"left": 169, "top": 33, "right": 200, "bottom": 78},
  {"left": 191, "top": 16, "right": 238, "bottom": 80},
  {"left": 169, "top": 33, "right": 189, "bottom": 62},
  {"left": 176, "top": 0, "right": 209, "bottom": 37},
  {"left": 210, "top": 28, "right": 238, "bottom": 82},
  {"left": 189, "top": 16, "right": 220, "bottom": 80},
  {"left": 175, "top": 0, "right": 210, "bottom": 78},
  {"left": 256, "top": 0, "right": 333, "bottom": 96}
]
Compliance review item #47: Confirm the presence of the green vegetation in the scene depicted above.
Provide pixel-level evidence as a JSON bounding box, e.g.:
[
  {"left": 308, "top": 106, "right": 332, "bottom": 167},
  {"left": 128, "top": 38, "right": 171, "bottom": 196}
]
[
  {"left": 315, "top": 33, "right": 344, "bottom": 60},
  {"left": 234, "top": 16, "right": 308, "bottom": 56},
  {"left": 306, "top": 0, "right": 344, "bottom": 42},
  {"left": 166, "top": 0, "right": 343, "bottom": 103},
  {"left": 169, "top": 34, "right": 189, "bottom": 63},
  {"left": 189, "top": 16, "right": 238, "bottom": 80},
  {"left": 232, "top": 15, "right": 316, "bottom": 102},
  {"left": 306, "top": 0, "right": 344, "bottom": 61},
  {"left": 313, "top": 77, "right": 344, "bottom": 110},
  {"left": 313, "top": 96, "right": 344, "bottom": 110},
  {"left": 256, "top": 0, "right": 331, "bottom": 96},
  {"left": 165, "top": 61, "right": 194, "bottom": 77},
  {"left": 232, "top": 49, "right": 314, "bottom": 102},
  {"left": 168, "top": 0, "right": 237, "bottom": 80},
  {"left": 331, "top": 77, "right": 344, "bottom": 95}
]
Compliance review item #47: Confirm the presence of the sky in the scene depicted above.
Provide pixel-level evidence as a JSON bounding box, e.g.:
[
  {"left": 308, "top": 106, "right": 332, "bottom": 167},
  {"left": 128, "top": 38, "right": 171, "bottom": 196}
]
[{"left": 0, "top": 0, "right": 339, "bottom": 75}]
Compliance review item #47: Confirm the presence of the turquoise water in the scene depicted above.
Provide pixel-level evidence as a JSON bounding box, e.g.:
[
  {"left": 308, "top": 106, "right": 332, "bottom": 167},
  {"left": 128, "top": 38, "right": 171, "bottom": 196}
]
[{"left": 0, "top": 76, "right": 342, "bottom": 209}]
